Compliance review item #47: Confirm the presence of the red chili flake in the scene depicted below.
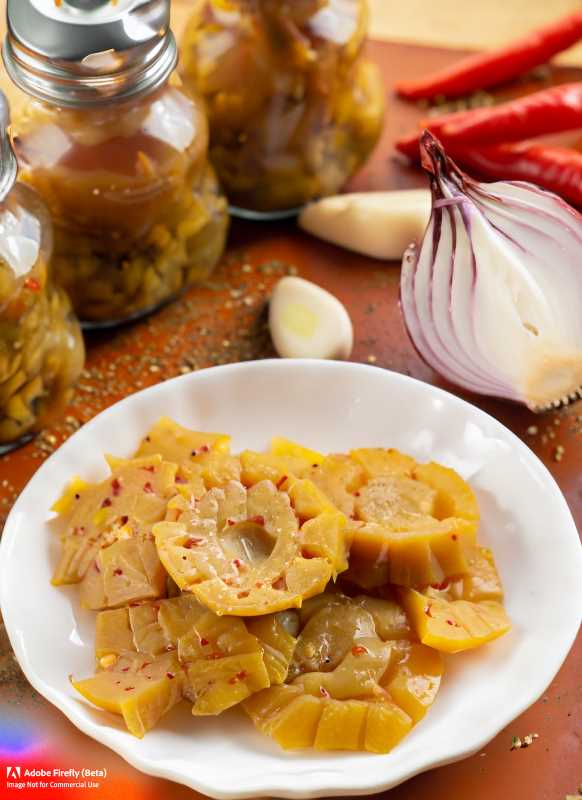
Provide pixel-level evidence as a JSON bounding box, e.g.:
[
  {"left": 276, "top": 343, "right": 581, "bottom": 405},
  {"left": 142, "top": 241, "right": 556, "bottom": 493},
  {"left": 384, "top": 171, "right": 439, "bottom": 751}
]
[
  {"left": 311, "top": 464, "right": 319, "bottom": 468},
  {"left": 248, "top": 515, "right": 265, "bottom": 526},
  {"left": 207, "top": 651, "right": 224, "bottom": 660},
  {"left": 276, "top": 475, "right": 288, "bottom": 489},
  {"left": 101, "top": 497, "right": 112, "bottom": 508},
  {"left": 351, "top": 645, "right": 368, "bottom": 657},
  {"left": 74, "top": 494, "right": 81, "bottom": 500},
  {"left": 200, "top": 444, "right": 210, "bottom": 453},
  {"left": 354, "top": 491, "right": 361, "bottom": 497},
  {"left": 430, "top": 578, "right": 451, "bottom": 591},
  {"left": 143, "top": 465, "right": 156, "bottom": 473},
  {"left": 272, "top": 576, "right": 286, "bottom": 591},
  {"left": 140, "top": 662, "right": 151, "bottom": 670},
  {"left": 144, "top": 436, "right": 151, "bottom": 442},
  {"left": 228, "top": 669, "right": 248, "bottom": 685},
  {"left": 166, "top": 672, "right": 175, "bottom": 680},
  {"left": 224, "top": 577, "right": 235, "bottom": 586},
  {"left": 143, "top": 482, "right": 154, "bottom": 493},
  {"left": 319, "top": 687, "right": 330, "bottom": 698},
  {"left": 129, "top": 602, "right": 141, "bottom": 608},
  {"left": 232, "top": 558, "right": 243, "bottom": 569},
  {"left": 113, "top": 568, "right": 123, "bottom": 576},
  {"left": 446, "top": 619, "right": 460, "bottom": 627},
  {"left": 301, "top": 549, "right": 316, "bottom": 559},
  {"left": 121, "top": 667, "right": 130, "bottom": 672},
  {"left": 237, "top": 590, "right": 250, "bottom": 599},
  {"left": 24, "top": 277, "right": 41, "bottom": 291},
  {"left": 184, "top": 537, "right": 204, "bottom": 549},
  {"left": 120, "top": 515, "right": 129, "bottom": 525},
  {"left": 199, "top": 638, "right": 209, "bottom": 646},
  {"left": 425, "top": 605, "right": 433, "bottom": 617},
  {"left": 93, "top": 561, "right": 101, "bottom": 573},
  {"left": 451, "top": 534, "right": 458, "bottom": 541},
  {"left": 124, "top": 686, "right": 135, "bottom": 692},
  {"left": 115, "top": 681, "right": 121, "bottom": 685},
  {"left": 111, "top": 478, "right": 122, "bottom": 496},
  {"left": 175, "top": 475, "right": 187, "bottom": 484},
  {"left": 255, "top": 581, "right": 263, "bottom": 588}
]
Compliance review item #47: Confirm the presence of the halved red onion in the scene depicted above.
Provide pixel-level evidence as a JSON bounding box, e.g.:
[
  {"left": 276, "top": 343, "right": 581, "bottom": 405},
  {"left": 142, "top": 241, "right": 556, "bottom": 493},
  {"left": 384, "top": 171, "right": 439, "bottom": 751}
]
[{"left": 400, "top": 131, "right": 582, "bottom": 411}]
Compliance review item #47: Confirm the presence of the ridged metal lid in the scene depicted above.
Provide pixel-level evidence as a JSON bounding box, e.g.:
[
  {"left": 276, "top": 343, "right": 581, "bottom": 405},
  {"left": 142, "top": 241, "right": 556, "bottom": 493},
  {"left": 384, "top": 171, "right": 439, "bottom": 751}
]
[
  {"left": 3, "top": 0, "right": 177, "bottom": 108},
  {"left": 0, "top": 91, "right": 17, "bottom": 203}
]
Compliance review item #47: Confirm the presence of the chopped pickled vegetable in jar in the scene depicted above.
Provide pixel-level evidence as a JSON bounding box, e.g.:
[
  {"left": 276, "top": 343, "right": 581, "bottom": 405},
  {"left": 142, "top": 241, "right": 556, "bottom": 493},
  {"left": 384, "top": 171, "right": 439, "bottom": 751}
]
[{"left": 179, "top": 0, "right": 384, "bottom": 213}]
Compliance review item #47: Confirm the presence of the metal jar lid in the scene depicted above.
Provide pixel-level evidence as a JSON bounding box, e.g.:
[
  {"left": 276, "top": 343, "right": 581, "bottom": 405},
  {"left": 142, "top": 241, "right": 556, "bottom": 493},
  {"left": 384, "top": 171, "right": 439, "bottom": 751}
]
[
  {"left": 3, "top": 0, "right": 177, "bottom": 108},
  {"left": 0, "top": 91, "right": 17, "bottom": 203}
]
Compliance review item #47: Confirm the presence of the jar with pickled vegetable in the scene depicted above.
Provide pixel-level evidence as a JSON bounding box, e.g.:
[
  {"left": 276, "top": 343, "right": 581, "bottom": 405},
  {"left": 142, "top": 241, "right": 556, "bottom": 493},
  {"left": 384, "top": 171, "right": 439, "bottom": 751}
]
[
  {"left": 0, "top": 93, "right": 84, "bottom": 451},
  {"left": 3, "top": 0, "right": 229, "bottom": 326},
  {"left": 179, "top": 0, "right": 385, "bottom": 217}
]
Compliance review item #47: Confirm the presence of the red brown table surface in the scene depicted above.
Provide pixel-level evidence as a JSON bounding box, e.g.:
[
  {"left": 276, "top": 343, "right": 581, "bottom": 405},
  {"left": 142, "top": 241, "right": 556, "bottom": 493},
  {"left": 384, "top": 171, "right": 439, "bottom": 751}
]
[{"left": 0, "top": 40, "right": 581, "bottom": 800}]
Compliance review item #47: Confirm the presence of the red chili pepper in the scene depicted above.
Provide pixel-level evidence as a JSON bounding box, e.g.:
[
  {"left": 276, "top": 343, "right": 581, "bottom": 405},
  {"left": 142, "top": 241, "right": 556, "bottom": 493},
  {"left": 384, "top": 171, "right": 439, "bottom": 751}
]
[
  {"left": 396, "top": 83, "right": 582, "bottom": 159},
  {"left": 248, "top": 515, "right": 265, "bottom": 526},
  {"left": 395, "top": 11, "right": 582, "bottom": 99},
  {"left": 351, "top": 645, "right": 368, "bottom": 657},
  {"left": 453, "top": 143, "right": 582, "bottom": 208},
  {"left": 23, "top": 277, "right": 41, "bottom": 292}
]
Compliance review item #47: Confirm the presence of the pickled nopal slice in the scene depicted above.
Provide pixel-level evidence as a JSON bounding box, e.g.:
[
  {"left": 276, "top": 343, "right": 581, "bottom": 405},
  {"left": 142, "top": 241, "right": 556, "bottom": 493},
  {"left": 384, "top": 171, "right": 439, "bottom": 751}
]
[
  {"left": 51, "top": 455, "right": 177, "bottom": 585},
  {"left": 243, "top": 593, "right": 441, "bottom": 752},
  {"left": 382, "top": 641, "right": 443, "bottom": 722},
  {"left": 306, "top": 454, "right": 366, "bottom": 517},
  {"left": 79, "top": 537, "right": 166, "bottom": 610},
  {"left": 240, "top": 450, "right": 313, "bottom": 487},
  {"left": 134, "top": 417, "right": 231, "bottom": 462},
  {"left": 449, "top": 545, "right": 504, "bottom": 602},
  {"left": 95, "top": 595, "right": 206, "bottom": 662},
  {"left": 178, "top": 611, "right": 270, "bottom": 715},
  {"left": 71, "top": 652, "right": 183, "bottom": 738},
  {"left": 186, "top": 652, "right": 270, "bottom": 715},
  {"left": 400, "top": 588, "right": 511, "bottom": 654},
  {"left": 246, "top": 614, "right": 297, "bottom": 685},
  {"left": 412, "top": 462, "right": 479, "bottom": 522},
  {"left": 269, "top": 437, "right": 324, "bottom": 466},
  {"left": 95, "top": 607, "right": 134, "bottom": 659},
  {"left": 346, "top": 517, "right": 477, "bottom": 589},
  {"left": 153, "top": 479, "right": 347, "bottom": 616},
  {"left": 354, "top": 475, "right": 437, "bottom": 525},
  {"left": 134, "top": 418, "right": 239, "bottom": 488},
  {"left": 350, "top": 448, "right": 417, "bottom": 479}
]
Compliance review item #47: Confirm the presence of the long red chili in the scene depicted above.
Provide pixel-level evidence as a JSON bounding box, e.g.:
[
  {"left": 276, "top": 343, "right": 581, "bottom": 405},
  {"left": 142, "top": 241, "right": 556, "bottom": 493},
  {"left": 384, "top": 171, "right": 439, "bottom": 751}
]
[
  {"left": 453, "top": 143, "right": 582, "bottom": 208},
  {"left": 396, "top": 83, "right": 582, "bottom": 160},
  {"left": 395, "top": 11, "right": 582, "bottom": 100}
]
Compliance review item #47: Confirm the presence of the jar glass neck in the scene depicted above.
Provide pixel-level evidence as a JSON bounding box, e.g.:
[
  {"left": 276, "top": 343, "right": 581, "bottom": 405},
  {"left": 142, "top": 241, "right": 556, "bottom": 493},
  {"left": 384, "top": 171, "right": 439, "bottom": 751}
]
[{"left": 2, "top": 28, "right": 177, "bottom": 110}]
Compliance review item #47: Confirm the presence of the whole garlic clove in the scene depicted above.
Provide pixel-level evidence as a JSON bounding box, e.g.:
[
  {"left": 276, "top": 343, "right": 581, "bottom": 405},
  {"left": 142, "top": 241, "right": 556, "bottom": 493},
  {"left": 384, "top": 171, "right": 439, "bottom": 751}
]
[
  {"left": 269, "top": 276, "right": 353, "bottom": 360},
  {"left": 299, "top": 189, "right": 431, "bottom": 261}
]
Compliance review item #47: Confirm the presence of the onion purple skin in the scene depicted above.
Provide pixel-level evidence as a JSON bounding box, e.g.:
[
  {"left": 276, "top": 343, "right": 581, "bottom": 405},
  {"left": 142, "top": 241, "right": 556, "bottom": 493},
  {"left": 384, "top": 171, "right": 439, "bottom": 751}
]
[{"left": 399, "top": 131, "right": 582, "bottom": 413}]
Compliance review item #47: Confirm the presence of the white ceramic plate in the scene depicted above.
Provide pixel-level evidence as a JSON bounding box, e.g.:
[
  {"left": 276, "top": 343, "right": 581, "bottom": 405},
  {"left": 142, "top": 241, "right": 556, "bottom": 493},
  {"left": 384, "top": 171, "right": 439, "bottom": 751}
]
[{"left": 1, "top": 360, "right": 581, "bottom": 799}]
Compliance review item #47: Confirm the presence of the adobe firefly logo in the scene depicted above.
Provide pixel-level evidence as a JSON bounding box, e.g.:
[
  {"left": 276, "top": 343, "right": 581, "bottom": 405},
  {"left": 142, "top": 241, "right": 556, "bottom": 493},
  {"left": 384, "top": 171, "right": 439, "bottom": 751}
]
[{"left": 6, "top": 766, "right": 21, "bottom": 779}]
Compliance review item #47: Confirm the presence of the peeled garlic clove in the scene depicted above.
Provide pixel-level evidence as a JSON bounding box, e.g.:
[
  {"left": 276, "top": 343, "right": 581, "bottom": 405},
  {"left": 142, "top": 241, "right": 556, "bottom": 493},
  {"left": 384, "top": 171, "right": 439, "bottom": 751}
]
[
  {"left": 299, "top": 190, "right": 431, "bottom": 260},
  {"left": 269, "top": 277, "right": 353, "bottom": 360}
]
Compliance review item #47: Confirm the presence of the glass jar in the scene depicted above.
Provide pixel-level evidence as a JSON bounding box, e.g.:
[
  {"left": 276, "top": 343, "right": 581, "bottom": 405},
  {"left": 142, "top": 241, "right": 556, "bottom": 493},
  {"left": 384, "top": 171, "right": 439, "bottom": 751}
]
[
  {"left": 0, "top": 97, "right": 84, "bottom": 450},
  {"left": 4, "top": 0, "right": 229, "bottom": 326},
  {"left": 179, "top": 0, "right": 385, "bottom": 217}
]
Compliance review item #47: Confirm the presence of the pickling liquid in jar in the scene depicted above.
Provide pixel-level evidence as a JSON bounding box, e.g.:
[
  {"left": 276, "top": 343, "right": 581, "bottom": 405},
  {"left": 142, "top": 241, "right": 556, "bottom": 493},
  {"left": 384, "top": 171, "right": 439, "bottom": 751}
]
[
  {"left": 0, "top": 181, "right": 84, "bottom": 450},
  {"left": 11, "top": 82, "right": 229, "bottom": 326},
  {"left": 179, "top": 0, "right": 385, "bottom": 217}
]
